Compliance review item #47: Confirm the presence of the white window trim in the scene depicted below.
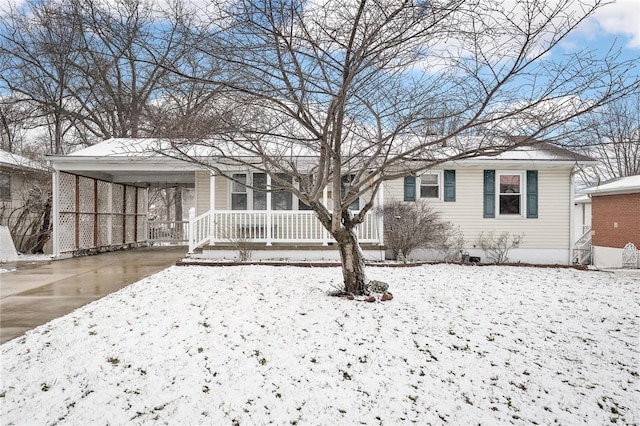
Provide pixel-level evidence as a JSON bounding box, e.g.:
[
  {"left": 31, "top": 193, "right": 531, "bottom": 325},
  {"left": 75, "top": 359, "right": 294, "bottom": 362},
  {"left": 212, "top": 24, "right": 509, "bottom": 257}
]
[
  {"left": 495, "top": 171, "right": 526, "bottom": 218},
  {"left": 419, "top": 170, "right": 443, "bottom": 201},
  {"left": 230, "top": 172, "right": 248, "bottom": 210},
  {"left": 229, "top": 172, "right": 301, "bottom": 211}
]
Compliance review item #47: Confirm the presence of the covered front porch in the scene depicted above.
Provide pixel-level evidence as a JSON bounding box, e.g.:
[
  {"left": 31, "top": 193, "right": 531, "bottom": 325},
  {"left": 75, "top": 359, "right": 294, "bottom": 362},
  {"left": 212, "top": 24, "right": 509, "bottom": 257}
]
[{"left": 47, "top": 141, "right": 384, "bottom": 259}]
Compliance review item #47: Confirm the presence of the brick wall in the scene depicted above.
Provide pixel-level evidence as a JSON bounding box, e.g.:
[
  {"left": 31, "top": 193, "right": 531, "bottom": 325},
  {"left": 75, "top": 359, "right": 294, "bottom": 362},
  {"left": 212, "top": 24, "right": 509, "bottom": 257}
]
[{"left": 591, "top": 193, "right": 640, "bottom": 248}]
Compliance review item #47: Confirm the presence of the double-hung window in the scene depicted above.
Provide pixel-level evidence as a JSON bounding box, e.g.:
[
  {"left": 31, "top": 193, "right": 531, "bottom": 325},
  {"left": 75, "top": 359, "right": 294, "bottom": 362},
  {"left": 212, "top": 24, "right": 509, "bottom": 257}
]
[
  {"left": 252, "top": 173, "right": 267, "bottom": 210},
  {"left": 404, "top": 170, "right": 456, "bottom": 202},
  {"left": 420, "top": 172, "right": 441, "bottom": 199},
  {"left": 498, "top": 172, "right": 523, "bottom": 215},
  {"left": 231, "top": 173, "right": 248, "bottom": 210},
  {"left": 483, "top": 170, "right": 538, "bottom": 218},
  {"left": 272, "top": 174, "right": 293, "bottom": 210}
]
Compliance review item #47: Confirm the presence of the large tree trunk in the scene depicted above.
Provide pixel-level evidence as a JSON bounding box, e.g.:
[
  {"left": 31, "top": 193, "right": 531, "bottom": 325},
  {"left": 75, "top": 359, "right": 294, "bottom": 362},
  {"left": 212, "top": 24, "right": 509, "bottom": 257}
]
[{"left": 334, "top": 227, "right": 368, "bottom": 295}]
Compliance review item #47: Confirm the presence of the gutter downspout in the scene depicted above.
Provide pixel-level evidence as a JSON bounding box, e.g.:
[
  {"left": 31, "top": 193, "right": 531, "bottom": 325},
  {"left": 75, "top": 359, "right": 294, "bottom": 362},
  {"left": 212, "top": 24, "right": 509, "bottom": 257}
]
[{"left": 569, "top": 167, "right": 577, "bottom": 265}]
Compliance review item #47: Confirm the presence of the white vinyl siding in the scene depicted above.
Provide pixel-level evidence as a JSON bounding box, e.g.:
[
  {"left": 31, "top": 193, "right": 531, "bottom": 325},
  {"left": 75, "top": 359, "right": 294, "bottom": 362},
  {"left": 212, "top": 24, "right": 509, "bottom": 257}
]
[
  {"left": 195, "top": 172, "right": 230, "bottom": 215},
  {"left": 195, "top": 171, "right": 210, "bottom": 216},
  {"left": 384, "top": 167, "right": 572, "bottom": 249}
]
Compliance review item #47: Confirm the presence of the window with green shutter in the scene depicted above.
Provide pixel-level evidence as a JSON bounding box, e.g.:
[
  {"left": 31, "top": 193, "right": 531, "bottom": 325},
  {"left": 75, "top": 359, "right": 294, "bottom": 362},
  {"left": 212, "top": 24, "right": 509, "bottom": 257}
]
[
  {"left": 404, "top": 176, "right": 416, "bottom": 201},
  {"left": 483, "top": 170, "right": 495, "bottom": 218},
  {"left": 526, "top": 170, "right": 538, "bottom": 218},
  {"left": 444, "top": 170, "right": 456, "bottom": 202}
]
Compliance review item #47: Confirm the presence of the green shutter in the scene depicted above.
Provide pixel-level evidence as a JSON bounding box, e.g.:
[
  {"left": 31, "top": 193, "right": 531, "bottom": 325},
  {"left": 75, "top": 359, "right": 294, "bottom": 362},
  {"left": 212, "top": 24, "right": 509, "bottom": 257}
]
[
  {"left": 526, "top": 170, "right": 538, "bottom": 218},
  {"left": 404, "top": 176, "right": 416, "bottom": 201},
  {"left": 444, "top": 170, "right": 456, "bottom": 202},
  {"left": 483, "top": 170, "right": 495, "bottom": 218}
]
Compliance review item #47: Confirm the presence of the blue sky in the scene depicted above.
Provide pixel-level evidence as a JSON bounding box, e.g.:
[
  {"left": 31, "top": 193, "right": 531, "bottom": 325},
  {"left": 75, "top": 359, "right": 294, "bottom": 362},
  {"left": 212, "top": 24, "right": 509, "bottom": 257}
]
[
  {"left": 556, "top": 0, "right": 639, "bottom": 62},
  {"left": 1, "top": 0, "right": 637, "bottom": 58}
]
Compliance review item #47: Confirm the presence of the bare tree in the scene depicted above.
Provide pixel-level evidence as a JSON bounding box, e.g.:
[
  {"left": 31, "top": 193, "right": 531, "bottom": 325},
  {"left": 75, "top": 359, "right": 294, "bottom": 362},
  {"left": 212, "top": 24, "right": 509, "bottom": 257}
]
[
  {"left": 160, "top": 0, "right": 637, "bottom": 295},
  {"left": 577, "top": 93, "right": 640, "bottom": 183},
  {"left": 0, "top": 96, "right": 38, "bottom": 152},
  {"left": 0, "top": 0, "right": 84, "bottom": 154},
  {"left": 0, "top": 0, "right": 200, "bottom": 151}
]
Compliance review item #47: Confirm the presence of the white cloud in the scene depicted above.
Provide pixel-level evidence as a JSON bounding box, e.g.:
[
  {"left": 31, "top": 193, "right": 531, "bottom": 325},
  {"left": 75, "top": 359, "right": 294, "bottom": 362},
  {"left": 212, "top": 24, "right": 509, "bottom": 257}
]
[{"left": 577, "top": 0, "right": 640, "bottom": 49}]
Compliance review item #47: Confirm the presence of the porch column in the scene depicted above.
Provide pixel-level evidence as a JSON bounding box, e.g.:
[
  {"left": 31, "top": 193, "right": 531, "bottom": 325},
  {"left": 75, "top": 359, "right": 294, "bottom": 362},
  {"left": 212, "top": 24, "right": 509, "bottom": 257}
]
[
  {"left": 209, "top": 172, "right": 216, "bottom": 245},
  {"left": 51, "top": 170, "right": 60, "bottom": 257},
  {"left": 266, "top": 173, "right": 272, "bottom": 246},
  {"left": 322, "top": 185, "right": 329, "bottom": 246},
  {"left": 377, "top": 180, "right": 385, "bottom": 246}
]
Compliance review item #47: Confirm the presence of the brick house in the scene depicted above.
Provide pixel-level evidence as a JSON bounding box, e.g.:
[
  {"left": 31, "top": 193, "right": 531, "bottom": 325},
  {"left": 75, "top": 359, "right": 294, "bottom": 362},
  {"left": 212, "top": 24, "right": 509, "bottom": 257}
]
[{"left": 581, "top": 175, "right": 640, "bottom": 268}]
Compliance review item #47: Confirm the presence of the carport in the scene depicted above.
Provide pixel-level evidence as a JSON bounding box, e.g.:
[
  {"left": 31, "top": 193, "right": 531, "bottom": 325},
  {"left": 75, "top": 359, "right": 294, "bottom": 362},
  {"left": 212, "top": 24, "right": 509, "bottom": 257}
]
[{"left": 47, "top": 139, "right": 200, "bottom": 258}]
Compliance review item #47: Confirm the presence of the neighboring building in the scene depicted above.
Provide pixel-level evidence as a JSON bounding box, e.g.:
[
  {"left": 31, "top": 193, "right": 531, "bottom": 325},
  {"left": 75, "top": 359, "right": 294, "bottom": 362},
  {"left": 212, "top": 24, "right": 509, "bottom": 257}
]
[
  {"left": 580, "top": 175, "right": 640, "bottom": 268},
  {"left": 0, "top": 149, "right": 51, "bottom": 253},
  {"left": 573, "top": 194, "right": 592, "bottom": 242},
  {"left": 47, "top": 138, "right": 595, "bottom": 264}
]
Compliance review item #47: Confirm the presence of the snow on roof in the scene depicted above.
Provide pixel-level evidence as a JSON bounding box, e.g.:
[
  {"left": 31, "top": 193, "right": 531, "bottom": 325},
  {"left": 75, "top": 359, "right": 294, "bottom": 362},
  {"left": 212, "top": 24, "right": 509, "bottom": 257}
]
[
  {"left": 0, "top": 149, "right": 46, "bottom": 171},
  {"left": 63, "top": 137, "right": 593, "bottom": 164},
  {"left": 580, "top": 175, "right": 640, "bottom": 196},
  {"left": 67, "top": 138, "right": 166, "bottom": 157}
]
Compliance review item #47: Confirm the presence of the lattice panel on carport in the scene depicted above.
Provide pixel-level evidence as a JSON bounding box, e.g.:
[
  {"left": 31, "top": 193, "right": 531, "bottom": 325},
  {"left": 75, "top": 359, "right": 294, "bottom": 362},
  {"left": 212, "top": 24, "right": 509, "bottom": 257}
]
[
  {"left": 125, "top": 216, "right": 136, "bottom": 243},
  {"left": 97, "top": 180, "right": 110, "bottom": 213},
  {"left": 78, "top": 214, "right": 95, "bottom": 249},
  {"left": 125, "top": 187, "right": 136, "bottom": 214},
  {"left": 112, "top": 214, "right": 123, "bottom": 244},
  {"left": 58, "top": 213, "right": 76, "bottom": 253},
  {"left": 78, "top": 176, "right": 95, "bottom": 213},
  {"left": 137, "top": 214, "right": 147, "bottom": 242},
  {"left": 112, "top": 184, "right": 124, "bottom": 214},
  {"left": 58, "top": 173, "right": 76, "bottom": 212},
  {"left": 97, "top": 214, "right": 110, "bottom": 246}
]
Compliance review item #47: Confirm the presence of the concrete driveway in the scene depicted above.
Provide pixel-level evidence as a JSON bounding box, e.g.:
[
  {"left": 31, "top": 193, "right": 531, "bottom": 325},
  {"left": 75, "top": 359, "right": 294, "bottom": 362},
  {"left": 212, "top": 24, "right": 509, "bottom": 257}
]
[{"left": 0, "top": 246, "right": 186, "bottom": 344}]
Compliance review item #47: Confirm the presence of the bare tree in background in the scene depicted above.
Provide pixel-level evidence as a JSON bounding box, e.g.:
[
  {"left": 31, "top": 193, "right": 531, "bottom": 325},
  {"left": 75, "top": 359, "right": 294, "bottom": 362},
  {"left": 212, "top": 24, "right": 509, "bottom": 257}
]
[
  {"left": 0, "top": 96, "right": 38, "bottom": 152},
  {"left": 578, "top": 93, "right": 640, "bottom": 183},
  {"left": 0, "top": 0, "right": 200, "bottom": 151},
  {"left": 0, "top": 0, "right": 84, "bottom": 154}
]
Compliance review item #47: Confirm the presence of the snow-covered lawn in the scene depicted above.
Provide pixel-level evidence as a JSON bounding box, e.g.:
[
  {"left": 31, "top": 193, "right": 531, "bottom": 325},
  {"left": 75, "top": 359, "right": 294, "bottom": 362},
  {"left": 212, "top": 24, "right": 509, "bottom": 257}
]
[{"left": 1, "top": 264, "right": 638, "bottom": 424}]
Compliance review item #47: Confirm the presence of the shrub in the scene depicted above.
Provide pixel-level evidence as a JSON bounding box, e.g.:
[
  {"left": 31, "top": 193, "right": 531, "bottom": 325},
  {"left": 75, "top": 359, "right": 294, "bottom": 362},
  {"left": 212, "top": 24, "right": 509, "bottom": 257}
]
[
  {"left": 431, "top": 223, "right": 465, "bottom": 262},
  {"left": 377, "top": 201, "right": 445, "bottom": 260},
  {"left": 476, "top": 231, "right": 524, "bottom": 264}
]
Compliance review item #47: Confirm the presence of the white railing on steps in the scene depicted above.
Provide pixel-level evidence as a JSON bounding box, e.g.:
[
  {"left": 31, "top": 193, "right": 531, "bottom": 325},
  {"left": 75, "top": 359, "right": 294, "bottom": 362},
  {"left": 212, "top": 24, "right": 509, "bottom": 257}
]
[{"left": 573, "top": 226, "right": 592, "bottom": 265}]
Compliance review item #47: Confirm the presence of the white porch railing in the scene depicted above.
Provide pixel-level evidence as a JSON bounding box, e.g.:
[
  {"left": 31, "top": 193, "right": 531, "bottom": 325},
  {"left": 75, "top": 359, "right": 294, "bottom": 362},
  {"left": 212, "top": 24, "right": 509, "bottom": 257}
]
[
  {"left": 189, "top": 210, "right": 382, "bottom": 253},
  {"left": 148, "top": 220, "right": 189, "bottom": 243}
]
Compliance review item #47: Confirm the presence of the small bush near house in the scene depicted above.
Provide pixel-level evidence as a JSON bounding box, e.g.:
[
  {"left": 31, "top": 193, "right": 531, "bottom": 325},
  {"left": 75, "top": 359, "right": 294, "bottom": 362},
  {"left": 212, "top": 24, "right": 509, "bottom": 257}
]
[
  {"left": 476, "top": 231, "right": 524, "bottom": 264},
  {"left": 377, "top": 201, "right": 445, "bottom": 260},
  {"left": 431, "top": 224, "right": 465, "bottom": 262}
]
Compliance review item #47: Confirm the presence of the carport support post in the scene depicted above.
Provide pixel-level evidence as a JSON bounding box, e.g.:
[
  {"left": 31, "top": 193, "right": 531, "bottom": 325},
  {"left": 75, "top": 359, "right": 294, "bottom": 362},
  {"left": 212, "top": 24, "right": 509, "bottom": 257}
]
[{"left": 51, "top": 170, "right": 60, "bottom": 257}]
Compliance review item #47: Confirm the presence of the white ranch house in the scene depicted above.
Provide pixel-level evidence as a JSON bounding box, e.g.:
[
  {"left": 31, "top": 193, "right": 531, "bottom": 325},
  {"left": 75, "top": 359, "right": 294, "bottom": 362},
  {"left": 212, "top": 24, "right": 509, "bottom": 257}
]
[{"left": 47, "top": 138, "right": 594, "bottom": 264}]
